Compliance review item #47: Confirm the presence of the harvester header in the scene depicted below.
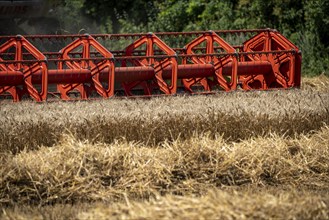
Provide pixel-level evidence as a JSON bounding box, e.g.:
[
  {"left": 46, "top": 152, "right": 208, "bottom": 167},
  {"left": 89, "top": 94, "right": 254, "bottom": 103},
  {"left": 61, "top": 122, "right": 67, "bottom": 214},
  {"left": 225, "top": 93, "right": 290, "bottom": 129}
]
[{"left": 0, "top": 29, "right": 301, "bottom": 101}]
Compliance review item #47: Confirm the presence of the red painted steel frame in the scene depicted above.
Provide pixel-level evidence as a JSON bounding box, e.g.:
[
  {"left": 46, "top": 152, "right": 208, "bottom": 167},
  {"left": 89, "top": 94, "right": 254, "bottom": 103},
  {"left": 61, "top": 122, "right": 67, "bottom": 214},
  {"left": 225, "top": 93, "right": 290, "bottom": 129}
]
[
  {"left": 240, "top": 30, "right": 301, "bottom": 90},
  {"left": 0, "top": 35, "right": 48, "bottom": 101},
  {"left": 0, "top": 29, "right": 301, "bottom": 102},
  {"left": 57, "top": 34, "right": 115, "bottom": 100},
  {"left": 122, "top": 33, "right": 177, "bottom": 96},
  {"left": 183, "top": 31, "right": 237, "bottom": 92}
]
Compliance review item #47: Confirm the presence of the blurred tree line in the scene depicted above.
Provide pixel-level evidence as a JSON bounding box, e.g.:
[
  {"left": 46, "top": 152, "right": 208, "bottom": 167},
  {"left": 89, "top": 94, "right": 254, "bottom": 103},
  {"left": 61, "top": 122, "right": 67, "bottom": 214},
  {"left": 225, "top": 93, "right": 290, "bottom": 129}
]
[{"left": 3, "top": 0, "right": 329, "bottom": 75}]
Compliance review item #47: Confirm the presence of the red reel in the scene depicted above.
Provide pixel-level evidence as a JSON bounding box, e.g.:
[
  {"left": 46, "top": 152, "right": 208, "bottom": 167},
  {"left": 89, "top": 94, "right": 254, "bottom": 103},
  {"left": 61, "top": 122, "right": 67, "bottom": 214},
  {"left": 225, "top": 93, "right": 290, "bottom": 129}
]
[
  {"left": 240, "top": 30, "right": 301, "bottom": 90},
  {"left": 57, "top": 34, "right": 114, "bottom": 100},
  {"left": 0, "top": 35, "right": 47, "bottom": 101},
  {"left": 122, "top": 33, "right": 178, "bottom": 96},
  {"left": 183, "top": 31, "right": 238, "bottom": 92}
]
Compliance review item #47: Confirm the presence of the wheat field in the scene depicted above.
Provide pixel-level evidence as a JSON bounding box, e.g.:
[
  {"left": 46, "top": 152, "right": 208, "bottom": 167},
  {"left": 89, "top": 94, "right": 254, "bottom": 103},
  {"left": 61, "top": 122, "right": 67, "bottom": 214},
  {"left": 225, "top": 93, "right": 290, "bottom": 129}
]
[{"left": 0, "top": 75, "right": 329, "bottom": 219}]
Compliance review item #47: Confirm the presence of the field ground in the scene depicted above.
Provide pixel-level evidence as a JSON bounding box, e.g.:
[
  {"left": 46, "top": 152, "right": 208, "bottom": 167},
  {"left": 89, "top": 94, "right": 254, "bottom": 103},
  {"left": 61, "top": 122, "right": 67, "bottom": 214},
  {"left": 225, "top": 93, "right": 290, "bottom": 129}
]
[{"left": 0, "top": 75, "right": 329, "bottom": 219}]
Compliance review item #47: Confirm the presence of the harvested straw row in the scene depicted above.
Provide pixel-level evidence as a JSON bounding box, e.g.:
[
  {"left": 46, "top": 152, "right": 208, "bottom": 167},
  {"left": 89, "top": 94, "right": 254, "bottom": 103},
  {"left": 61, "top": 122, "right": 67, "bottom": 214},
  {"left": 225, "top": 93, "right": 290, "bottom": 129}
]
[
  {"left": 78, "top": 189, "right": 329, "bottom": 220},
  {"left": 1, "top": 89, "right": 328, "bottom": 153},
  {"left": 1, "top": 126, "right": 328, "bottom": 206},
  {"left": 1, "top": 188, "right": 328, "bottom": 220}
]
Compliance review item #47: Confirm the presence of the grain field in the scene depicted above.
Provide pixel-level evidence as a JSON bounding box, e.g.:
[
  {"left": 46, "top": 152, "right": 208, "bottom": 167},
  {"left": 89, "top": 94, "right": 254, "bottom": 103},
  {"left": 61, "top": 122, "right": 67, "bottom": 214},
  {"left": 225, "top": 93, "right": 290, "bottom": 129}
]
[{"left": 0, "top": 75, "right": 328, "bottom": 219}]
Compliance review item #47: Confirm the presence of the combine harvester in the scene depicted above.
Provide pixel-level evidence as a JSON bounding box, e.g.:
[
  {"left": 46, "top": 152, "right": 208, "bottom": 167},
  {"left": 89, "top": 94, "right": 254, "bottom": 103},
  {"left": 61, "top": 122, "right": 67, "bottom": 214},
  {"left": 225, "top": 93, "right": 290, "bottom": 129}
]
[{"left": 0, "top": 29, "right": 301, "bottom": 101}]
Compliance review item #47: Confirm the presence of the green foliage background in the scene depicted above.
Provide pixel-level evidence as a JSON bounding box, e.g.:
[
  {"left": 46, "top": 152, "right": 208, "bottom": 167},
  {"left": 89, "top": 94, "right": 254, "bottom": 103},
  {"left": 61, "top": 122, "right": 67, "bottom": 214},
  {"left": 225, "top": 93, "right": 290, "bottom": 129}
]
[{"left": 10, "top": 0, "right": 329, "bottom": 75}]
